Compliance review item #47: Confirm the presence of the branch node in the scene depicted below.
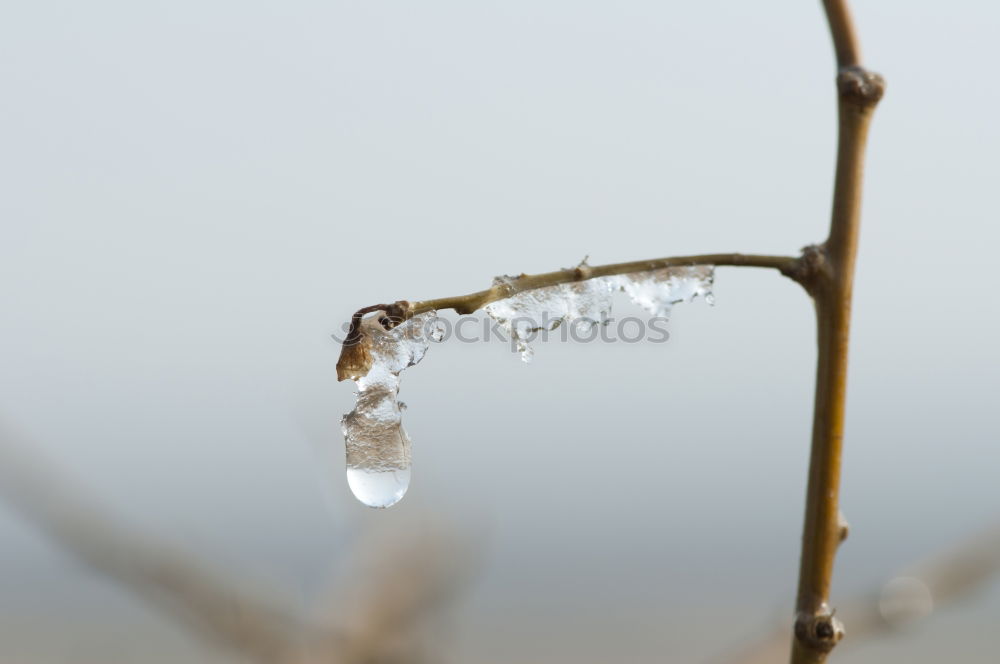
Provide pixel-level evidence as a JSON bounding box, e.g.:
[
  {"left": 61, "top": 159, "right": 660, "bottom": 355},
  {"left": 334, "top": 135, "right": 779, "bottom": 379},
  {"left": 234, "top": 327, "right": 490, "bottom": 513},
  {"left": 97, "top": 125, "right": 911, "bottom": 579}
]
[
  {"left": 838, "top": 510, "right": 850, "bottom": 544},
  {"left": 794, "top": 608, "right": 845, "bottom": 654},
  {"left": 380, "top": 300, "right": 412, "bottom": 329},
  {"left": 837, "top": 66, "right": 885, "bottom": 108},
  {"left": 782, "top": 244, "right": 831, "bottom": 293}
]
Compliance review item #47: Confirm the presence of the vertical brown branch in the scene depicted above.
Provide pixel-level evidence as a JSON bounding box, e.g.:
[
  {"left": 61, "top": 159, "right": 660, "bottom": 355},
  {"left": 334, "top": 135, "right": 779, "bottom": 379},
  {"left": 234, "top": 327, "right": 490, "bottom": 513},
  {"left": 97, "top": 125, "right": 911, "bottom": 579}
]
[
  {"left": 821, "top": 0, "right": 862, "bottom": 68},
  {"left": 791, "top": 2, "right": 885, "bottom": 663}
]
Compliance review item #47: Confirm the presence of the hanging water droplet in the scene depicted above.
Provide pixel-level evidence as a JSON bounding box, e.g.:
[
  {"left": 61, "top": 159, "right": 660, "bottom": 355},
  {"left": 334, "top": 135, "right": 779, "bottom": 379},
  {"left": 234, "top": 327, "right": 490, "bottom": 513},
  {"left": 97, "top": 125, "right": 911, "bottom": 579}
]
[
  {"left": 346, "top": 467, "right": 411, "bottom": 508},
  {"left": 339, "top": 312, "right": 440, "bottom": 508}
]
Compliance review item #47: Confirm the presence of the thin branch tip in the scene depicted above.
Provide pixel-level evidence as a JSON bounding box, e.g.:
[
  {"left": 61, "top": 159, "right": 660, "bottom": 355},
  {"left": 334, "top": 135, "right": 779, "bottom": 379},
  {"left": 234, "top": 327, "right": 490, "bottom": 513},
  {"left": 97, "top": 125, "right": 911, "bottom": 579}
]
[{"left": 336, "top": 301, "right": 413, "bottom": 381}]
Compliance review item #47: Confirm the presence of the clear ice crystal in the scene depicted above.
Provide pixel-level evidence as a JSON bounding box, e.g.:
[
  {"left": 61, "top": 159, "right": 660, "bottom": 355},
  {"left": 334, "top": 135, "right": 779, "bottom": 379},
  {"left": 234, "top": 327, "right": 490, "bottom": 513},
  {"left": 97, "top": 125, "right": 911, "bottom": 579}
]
[
  {"left": 484, "top": 276, "right": 617, "bottom": 362},
  {"left": 612, "top": 265, "right": 715, "bottom": 318},
  {"left": 341, "top": 312, "right": 441, "bottom": 508},
  {"left": 484, "top": 265, "right": 714, "bottom": 361}
]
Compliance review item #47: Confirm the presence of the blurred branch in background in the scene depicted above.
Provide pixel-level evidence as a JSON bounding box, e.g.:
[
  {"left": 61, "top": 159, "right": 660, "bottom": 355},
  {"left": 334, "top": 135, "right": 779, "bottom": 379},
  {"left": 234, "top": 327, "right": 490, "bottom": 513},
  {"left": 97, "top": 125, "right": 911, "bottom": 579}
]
[
  {"left": 716, "top": 523, "right": 1000, "bottom": 664},
  {"left": 2, "top": 415, "right": 999, "bottom": 664},
  {"left": 310, "top": 520, "right": 478, "bottom": 664},
  {"left": 0, "top": 421, "right": 475, "bottom": 664}
]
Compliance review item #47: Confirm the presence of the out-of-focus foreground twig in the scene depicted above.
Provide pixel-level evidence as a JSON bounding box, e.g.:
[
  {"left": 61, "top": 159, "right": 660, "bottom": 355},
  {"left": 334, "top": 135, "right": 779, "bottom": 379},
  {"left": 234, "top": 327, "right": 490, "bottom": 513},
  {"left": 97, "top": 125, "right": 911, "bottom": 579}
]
[
  {"left": 0, "top": 422, "right": 473, "bottom": 664},
  {"left": 716, "top": 523, "right": 1000, "bottom": 664}
]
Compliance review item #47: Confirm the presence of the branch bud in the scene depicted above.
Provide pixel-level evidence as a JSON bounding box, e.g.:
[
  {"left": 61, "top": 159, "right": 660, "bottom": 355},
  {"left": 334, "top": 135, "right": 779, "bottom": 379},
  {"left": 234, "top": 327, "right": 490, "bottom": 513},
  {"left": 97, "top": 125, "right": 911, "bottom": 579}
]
[{"left": 837, "top": 66, "right": 885, "bottom": 108}]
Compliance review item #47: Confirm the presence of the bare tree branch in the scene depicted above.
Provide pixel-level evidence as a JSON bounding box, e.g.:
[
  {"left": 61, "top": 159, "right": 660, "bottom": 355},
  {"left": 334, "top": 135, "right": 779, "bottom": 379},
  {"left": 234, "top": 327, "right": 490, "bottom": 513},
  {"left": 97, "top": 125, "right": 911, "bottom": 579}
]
[
  {"left": 0, "top": 421, "right": 476, "bottom": 664},
  {"left": 719, "top": 523, "right": 1000, "bottom": 664},
  {"left": 337, "top": 252, "right": 801, "bottom": 381},
  {"left": 0, "top": 422, "right": 313, "bottom": 663},
  {"left": 821, "top": 0, "right": 862, "bottom": 68},
  {"left": 411, "top": 253, "right": 798, "bottom": 317},
  {"left": 789, "top": 2, "right": 885, "bottom": 661}
]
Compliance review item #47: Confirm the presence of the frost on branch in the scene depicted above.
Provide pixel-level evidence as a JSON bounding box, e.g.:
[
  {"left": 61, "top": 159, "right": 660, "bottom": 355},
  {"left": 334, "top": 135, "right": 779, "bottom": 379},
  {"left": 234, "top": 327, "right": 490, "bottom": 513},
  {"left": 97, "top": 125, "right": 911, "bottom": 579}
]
[
  {"left": 611, "top": 265, "right": 714, "bottom": 317},
  {"left": 339, "top": 312, "right": 442, "bottom": 508},
  {"left": 483, "top": 277, "right": 617, "bottom": 362},
  {"left": 485, "top": 265, "right": 715, "bottom": 362}
]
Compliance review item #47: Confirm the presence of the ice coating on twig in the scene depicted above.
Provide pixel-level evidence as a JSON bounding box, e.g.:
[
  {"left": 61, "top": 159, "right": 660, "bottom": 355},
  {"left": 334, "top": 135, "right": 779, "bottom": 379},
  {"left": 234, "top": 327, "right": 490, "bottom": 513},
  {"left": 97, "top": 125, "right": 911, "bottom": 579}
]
[
  {"left": 341, "top": 312, "right": 442, "bottom": 508},
  {"left": 484, "top": 277, "right": 617, "bottom": 362},
  {"left": 612, "top": 265, "right": 715, "bottom": 317},
  {"left": 339, "top": 264, "right": 713, "bottom": 507},
  {"left": 484, "top": 265, "right": 714, "bottom": 362}
]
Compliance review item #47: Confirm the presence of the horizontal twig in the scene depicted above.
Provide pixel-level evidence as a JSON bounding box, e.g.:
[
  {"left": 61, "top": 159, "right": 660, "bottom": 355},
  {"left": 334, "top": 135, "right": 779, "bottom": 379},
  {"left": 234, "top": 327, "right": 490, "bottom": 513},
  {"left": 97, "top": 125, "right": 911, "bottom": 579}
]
[
  {"left": 411, "top": 253, "right": 799, "bottom": 316},
  {"left": 335, "top": 252, "right": 802, "bottom": 381}
]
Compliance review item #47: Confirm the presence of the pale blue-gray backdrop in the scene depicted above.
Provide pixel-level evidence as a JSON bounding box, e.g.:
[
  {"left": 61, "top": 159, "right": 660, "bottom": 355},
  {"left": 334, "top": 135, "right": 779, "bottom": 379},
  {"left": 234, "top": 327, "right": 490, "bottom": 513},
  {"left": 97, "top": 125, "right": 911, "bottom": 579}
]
[{"left": 1, "top": 1, "right": 997, "bottom": 661}]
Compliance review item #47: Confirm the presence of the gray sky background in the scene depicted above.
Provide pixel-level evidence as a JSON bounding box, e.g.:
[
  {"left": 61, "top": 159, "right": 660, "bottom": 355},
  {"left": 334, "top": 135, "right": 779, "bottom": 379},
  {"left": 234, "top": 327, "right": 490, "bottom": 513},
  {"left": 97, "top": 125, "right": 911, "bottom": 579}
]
[{"left": 1, "top": 1, "right": 998, "bottom": 662}]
